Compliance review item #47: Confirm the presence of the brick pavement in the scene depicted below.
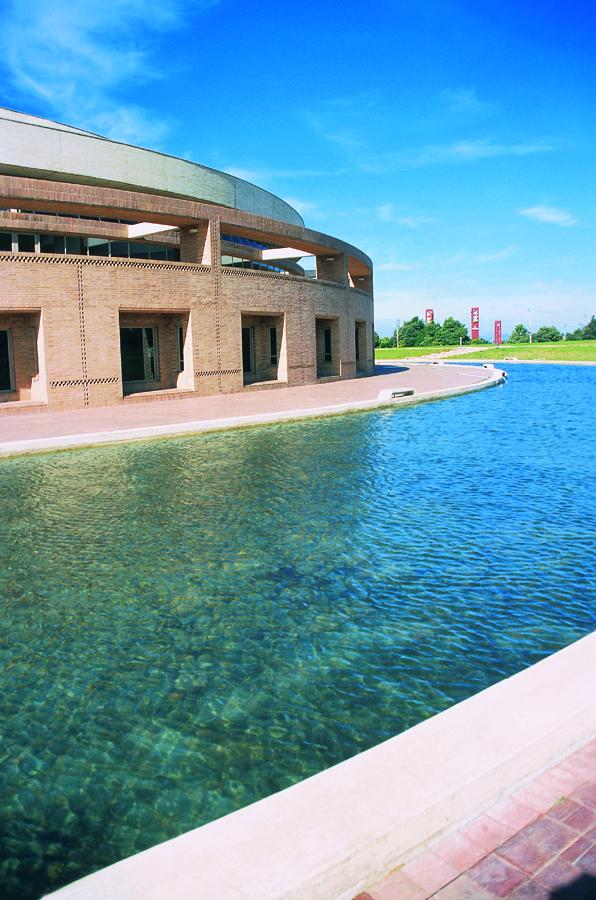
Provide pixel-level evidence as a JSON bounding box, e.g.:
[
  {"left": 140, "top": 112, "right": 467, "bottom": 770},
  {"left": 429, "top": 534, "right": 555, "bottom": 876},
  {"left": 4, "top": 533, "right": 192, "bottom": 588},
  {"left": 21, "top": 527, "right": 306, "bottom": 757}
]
[
  {"left": 0, "top": 361, "right": 501, "bottom": 454},
  {"left": 356, "top": 739, "right": 596, "bottom": 899}
]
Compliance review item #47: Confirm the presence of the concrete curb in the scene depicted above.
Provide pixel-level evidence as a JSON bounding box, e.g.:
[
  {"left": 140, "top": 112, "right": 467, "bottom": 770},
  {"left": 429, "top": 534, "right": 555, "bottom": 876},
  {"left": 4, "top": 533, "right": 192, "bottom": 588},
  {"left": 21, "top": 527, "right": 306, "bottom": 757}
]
[
  {"left": 0, "top": 367, "right": 505, "bottom": 458},
  {"left": 44, "top": 632, "right": 596, "bottom": 900}
]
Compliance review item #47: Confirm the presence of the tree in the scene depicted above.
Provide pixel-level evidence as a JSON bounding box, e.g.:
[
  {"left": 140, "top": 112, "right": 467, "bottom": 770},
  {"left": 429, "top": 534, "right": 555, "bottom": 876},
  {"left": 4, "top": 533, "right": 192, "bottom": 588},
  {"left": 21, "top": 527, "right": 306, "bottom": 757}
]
[
  {"left": 420, "top": 321, "right": 444, "bottom": 346},
  {"left": 583, "top": 315, "right": 596, "bottom": 340},
  {"left": 441, "top": 316, "right": 469, "bottom": 345},
  {"left": 508, "top": 323, "right": 530, "bottom": 343},
  {"left": 373, "top": 330, "right": 380, "bottom": 348},
  {"left": 399, "top": 316, "right": 426, "bottom": 347},
  {"left": 378, "top": 335, "right": 394, "bottom": 348},
  {"left": 534, "top": 325, "right": 562, "bottom": 343}
]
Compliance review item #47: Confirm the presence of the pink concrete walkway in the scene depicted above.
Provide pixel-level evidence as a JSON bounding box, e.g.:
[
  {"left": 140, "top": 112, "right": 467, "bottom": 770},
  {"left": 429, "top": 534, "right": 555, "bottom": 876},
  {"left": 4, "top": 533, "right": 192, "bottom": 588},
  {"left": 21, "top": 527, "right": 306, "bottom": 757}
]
[
  {"left": 357, "top": 739, "right": 596, "bottom": 899},
  {"left": 0, "top": 362, "right": 502, "bottom": 454}
]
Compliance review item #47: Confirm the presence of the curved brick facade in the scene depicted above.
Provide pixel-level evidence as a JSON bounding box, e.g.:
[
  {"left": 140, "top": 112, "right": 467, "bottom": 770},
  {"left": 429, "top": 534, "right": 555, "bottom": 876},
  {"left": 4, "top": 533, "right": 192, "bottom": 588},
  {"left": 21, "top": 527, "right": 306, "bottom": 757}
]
[{"left": 0, "top": 109, "right": 374, "bottom": 411}]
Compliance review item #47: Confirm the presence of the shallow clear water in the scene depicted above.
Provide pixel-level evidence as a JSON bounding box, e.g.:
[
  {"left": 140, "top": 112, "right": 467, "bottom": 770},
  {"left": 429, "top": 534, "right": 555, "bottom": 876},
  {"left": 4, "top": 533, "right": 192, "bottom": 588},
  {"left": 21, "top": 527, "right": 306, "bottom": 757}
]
[{"left": 1, "top": 364, "right": 595, "bottom": 898}]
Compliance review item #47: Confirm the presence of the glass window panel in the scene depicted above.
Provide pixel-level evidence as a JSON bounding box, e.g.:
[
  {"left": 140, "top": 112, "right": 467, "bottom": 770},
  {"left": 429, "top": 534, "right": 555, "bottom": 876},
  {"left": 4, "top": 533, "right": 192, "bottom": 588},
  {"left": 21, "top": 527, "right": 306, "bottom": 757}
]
[
  {"left": 18, "top": 233, "right": 35, "bottom": 252},
  {"left": 65, "top": 236, "right": 87, "bottom": 255},
  {"left": 40, "top": 234, "right": 65, "bottom": 254},
  {"left": 0, "top": 232, "right": 12, "bottom": 251},
  {"left": 88, "top": 238, "right": 110, "bottom": 257},
  {"left": 129, "top": 242, "right": 152, "bottom": 258},
  {"left": 110, "top": 241, "right": 130, "bottom": 258}
]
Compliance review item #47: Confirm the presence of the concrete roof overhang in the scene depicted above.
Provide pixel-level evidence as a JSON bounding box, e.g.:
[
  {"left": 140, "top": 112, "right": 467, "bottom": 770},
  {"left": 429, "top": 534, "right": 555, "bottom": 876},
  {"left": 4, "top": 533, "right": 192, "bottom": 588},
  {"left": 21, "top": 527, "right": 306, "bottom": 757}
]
[{"left": 0, "top": 174, "right": 372, "bottom": 274}]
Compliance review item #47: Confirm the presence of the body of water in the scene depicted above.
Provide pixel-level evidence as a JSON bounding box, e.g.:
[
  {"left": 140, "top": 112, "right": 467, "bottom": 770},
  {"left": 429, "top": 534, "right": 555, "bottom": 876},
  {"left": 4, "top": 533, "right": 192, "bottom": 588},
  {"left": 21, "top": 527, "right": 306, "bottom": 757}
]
[{"left": 1, "top": 364, "right": 595, "bottom": 898}]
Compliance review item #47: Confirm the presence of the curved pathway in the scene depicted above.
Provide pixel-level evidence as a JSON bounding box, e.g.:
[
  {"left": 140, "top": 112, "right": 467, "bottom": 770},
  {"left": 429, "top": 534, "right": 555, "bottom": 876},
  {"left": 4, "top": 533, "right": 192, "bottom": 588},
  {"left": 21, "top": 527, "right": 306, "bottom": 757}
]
[{"left": 0, "top": 362, "right": 505, "bottom": 457}]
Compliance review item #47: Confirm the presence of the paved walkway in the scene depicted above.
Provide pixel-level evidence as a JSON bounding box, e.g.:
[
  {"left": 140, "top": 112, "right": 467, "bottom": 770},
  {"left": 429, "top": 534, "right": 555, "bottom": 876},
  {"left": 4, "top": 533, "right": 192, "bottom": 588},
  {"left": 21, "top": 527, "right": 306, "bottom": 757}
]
[
  {"left": 0, "top": 362, "right": 503, "bottom": 455},
  {"left": 357, "top": 739, "right": 596, "bottom": 899}
]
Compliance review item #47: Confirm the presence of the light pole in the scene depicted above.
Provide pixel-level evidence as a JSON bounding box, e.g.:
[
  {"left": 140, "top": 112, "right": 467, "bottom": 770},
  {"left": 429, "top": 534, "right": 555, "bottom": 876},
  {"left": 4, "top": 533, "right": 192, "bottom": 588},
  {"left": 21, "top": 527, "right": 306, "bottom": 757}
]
[
  {"left": 395, "top": 319, "right": 401, "bottom": 349},
  {"left": 528, "top": 308, "right": 533, "bottom": 343}
]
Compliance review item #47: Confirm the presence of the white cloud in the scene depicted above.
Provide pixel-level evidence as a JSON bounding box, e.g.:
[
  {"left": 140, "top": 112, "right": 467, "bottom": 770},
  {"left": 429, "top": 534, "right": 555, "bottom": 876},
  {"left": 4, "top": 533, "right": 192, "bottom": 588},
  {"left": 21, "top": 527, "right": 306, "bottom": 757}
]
[
  {"left": 447, "top": 246, "right": 518, "bottom": 265},
  {"left": 0, "top": 0, "right": 208, "bottom": 145},
  {"left": 375, "top": 204, "right": 435, "bottom": 227},
  {"left": 377, "top": 261, "right": 421, "bottom": 271},
  {"left": 282, "top": 197, "right": 319, "bottom": 217},
  {"left": 519, "top": 205, "right": 577, "bottom": 227},
  {"left": 441, "top": 87, "right": 493, "bottom": 115},
  {"left": 360, "top": 139, "right": 554, "bottom": 174}
]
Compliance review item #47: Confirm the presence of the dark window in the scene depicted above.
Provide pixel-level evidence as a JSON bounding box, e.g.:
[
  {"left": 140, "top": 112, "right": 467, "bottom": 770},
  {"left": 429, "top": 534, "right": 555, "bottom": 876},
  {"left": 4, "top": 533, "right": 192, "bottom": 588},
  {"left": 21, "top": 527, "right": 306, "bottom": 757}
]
[
  {"left": 324, "top": 327, "right": 332, "bottom": 362},
  {"left": 65, "top": 236, "right": 87, "bottom": 255},
  {"left": 88, "top": 239, "right": 110, "bottom": 257},
  {"left": 0, "top": 232, "right": 12, "bottom": 252},
  {"left": 355, "top": 325, "right": 360, "bottom": 361},
  {"left": 0, "top": 330, "right": 13, "bottom": 391},
  {"left": 269, "top": 327, "right": 277, "bottom": 365},
  {"left": 18, "top": 233, "right": 35, "bottom": 252},
  {"left": 242, "top": 327, "right": 253, "bottom": 373},
  {"left": 39, "top": 234, "right": 65, "bottom": 254},
  {"left": 110, "top": 241, "right": 130, "bottom": 258},
  {"left": 120, "top": 327, "right": 159, "bottom": 381},
  {"left": 177, "top": 326, "right": 184, "bottom": 372}
]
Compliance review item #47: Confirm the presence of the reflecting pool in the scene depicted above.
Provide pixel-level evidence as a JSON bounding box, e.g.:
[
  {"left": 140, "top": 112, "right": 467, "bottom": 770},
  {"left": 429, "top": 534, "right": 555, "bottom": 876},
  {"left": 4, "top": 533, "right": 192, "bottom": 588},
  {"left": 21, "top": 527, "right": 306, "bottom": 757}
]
[{"left": 1, "top": 364, "right": 595, "bottom": 898}]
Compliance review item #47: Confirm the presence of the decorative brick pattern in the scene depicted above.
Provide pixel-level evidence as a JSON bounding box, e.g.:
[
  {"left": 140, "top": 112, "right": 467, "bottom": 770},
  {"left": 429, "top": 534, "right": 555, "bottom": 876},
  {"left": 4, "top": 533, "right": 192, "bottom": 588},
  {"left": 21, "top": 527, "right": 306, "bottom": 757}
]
[
  {"left": 0, "top": 172, "right": 374, "bottom": 411},
  {"left": 361, "top": 739, "right": 596, "bottom": 900}
]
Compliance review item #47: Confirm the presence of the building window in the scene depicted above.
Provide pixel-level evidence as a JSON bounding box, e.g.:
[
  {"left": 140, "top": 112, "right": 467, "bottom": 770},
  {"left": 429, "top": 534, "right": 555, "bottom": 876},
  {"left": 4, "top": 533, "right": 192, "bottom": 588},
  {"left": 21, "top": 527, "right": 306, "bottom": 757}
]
[
  {"left": 0, "top": 330, "right": 14, "bottom": 392},
  {"left": 355, "top": 324, "right": 360, "bottom": 361},
  {"left": 242, "top": 327, "right": 253, "bottom": 374},
  {"left": 324, "top": 327, "right": 332, "bottom": 362},
  {"left": 177, "top": 326, "right": 185, "bottom": 372},
  {"left": 120, "top": 327, "right": 159, "bottom": 382},
  {"left": 0, "top": 231, "right": 12, "bottom": 252},
  {"left": 269, "top": 327, "right": 278, "bottom": 365},
  {"left": 65, "top": 236, "right": 87, "bottom": 255},
  {"left": 17, "top": 233, "right": 35, "bottom": 253},
  {"left": 39, "top": 234, "right": 66, "bottom": 254}
]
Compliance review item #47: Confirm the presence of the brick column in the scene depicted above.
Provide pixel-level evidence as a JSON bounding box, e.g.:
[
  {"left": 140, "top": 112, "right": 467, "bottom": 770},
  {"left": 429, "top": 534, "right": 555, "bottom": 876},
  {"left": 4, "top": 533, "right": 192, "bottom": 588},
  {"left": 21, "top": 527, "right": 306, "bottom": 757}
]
[
  {"left": 316, "top": 253, "right": 348, "bottom": 285},
  {"left": 180, "top": 221, "right": 215, "bottom": 265}
]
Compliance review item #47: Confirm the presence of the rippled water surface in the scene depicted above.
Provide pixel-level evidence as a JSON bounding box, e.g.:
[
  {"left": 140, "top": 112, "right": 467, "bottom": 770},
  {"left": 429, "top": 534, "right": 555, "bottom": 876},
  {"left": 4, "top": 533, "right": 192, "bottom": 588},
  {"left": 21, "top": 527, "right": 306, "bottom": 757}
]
[{"left": 1, "top": 364, "right": 595, "bottom": 898}]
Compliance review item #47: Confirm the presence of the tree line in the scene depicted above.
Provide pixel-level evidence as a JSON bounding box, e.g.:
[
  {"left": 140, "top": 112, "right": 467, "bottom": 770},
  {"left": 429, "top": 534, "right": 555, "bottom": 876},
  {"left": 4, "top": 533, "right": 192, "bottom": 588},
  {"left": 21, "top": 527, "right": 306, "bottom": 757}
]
[{"left": 375, "top": 314, "right": 596, "bottom": 347}]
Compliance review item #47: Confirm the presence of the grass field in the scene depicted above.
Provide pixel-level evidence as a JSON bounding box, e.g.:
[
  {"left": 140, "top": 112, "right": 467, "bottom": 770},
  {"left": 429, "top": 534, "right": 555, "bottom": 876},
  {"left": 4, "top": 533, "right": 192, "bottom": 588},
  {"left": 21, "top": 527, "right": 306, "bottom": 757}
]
[
  {"left": 452, "top": 341, "right": 596, "bottom": 362},
  {"left": 375, "top": 341, "right": 596, "bottom": 362},
  {"left": 375, "top": 345, "right": 459, "bottom": 359}
]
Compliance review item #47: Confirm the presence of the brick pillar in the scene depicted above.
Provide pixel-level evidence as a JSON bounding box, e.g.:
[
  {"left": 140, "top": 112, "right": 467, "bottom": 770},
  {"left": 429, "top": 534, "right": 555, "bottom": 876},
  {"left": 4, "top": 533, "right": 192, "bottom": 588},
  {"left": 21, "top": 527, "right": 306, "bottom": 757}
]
[
  {"left": 316, "top": 253, "right": 348, "bottom": 285},
  {"left": 353, "top": 273, "right": 373, "bottom": 294},
  {"left": 180, "top": 221, "right": 214, "bottom": 265}
]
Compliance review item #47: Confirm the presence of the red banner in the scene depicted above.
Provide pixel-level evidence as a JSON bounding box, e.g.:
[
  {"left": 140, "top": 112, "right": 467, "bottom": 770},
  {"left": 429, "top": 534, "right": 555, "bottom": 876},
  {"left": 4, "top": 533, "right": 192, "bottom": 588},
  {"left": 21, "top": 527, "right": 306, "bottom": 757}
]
[
  {"left": 425, "top": 308, "right": 434, "bottom": 324},
  {"left": 494, "top": 320, "right": 502, "bottom": 345},
  {"left": 471, "top": 306, "right": 480, "bottom": 341}
]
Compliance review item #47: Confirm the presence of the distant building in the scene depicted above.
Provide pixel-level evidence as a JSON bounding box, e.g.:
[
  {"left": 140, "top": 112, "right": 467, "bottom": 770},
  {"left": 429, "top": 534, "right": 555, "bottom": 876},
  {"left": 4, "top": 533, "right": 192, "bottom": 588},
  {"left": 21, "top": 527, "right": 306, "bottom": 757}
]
[{"left": 0, "top": 109, "right": 374, "bottom": 411}]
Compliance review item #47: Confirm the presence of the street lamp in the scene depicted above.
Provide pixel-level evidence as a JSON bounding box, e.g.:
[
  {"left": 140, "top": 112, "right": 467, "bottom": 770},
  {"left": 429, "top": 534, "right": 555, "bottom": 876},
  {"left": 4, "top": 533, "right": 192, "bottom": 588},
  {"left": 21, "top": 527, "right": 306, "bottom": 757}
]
[{"left": 395, "top": 319, "right": 401, "bottom": 348}]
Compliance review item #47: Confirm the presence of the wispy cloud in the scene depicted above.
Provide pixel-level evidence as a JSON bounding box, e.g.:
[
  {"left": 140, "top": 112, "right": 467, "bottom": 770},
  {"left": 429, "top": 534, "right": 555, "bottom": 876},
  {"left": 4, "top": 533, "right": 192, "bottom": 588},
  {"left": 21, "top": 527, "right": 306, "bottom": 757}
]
[
  {"left": 448, "top": 246, "right": 518, "bottom": 265},
  {"left": 441, "top": 87, "right": 494, "bottom": 116},
  {"left": 377, "top": 261, "right": 421, "bottom": 271},
  {"left": 519, "top": 205, "right": 577, "bottom": 227},
  {"left": 308, "top": 113, "right": 554, "bottom": 172},
  {"left": 0, "top": 0, "right": 210, "bottom": 145},
  {"left": 376, "top": 203, "right": 435, "bottom": 227},
  {"left": 363, "top": 139, "right": 553, "bottom": 173}
]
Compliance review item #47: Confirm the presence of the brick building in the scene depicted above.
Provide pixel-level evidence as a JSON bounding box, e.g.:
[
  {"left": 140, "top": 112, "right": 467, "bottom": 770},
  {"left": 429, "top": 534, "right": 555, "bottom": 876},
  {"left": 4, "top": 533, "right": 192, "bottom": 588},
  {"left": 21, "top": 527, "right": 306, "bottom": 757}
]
[{"left": 0, "top": 108, "right": 374, "bottom": 411}]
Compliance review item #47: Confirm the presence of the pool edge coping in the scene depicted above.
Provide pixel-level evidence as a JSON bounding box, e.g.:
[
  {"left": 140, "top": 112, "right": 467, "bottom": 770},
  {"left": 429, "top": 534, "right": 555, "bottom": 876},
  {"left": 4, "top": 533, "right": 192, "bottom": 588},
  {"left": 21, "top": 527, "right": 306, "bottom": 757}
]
[
  {"left": 0, "top": 366, "right": 505, "bottom": 458},
  {"left": 43, "top": 631, "right": 596, "bottom": 900}
]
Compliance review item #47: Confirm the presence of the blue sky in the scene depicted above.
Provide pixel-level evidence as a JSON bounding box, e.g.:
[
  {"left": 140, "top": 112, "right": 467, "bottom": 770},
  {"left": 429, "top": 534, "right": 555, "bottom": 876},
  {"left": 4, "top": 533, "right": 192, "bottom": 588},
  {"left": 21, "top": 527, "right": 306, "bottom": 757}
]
[{"left": 1, "top": 0, "right": 594, "bottom": 338}]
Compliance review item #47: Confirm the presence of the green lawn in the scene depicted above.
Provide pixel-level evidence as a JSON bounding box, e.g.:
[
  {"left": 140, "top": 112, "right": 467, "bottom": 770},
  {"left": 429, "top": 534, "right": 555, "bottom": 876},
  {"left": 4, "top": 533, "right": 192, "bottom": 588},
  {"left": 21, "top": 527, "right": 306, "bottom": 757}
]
[
  {"left": 375, "top": 345, "right": 459, "bottom": 359},
  {"left": 375, "top": 341, "right": 596, "bottom": 362},
  {"left": 453, "top": 341, "right": 596, "bottom": 362}
]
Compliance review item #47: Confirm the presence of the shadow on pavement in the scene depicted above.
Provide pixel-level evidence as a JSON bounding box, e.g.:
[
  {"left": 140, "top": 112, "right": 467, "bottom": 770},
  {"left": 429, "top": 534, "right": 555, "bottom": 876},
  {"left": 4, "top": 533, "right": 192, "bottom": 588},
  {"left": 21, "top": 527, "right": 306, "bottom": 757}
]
[
  {"left": 372, "top": 365, "right": 409, "bottom": 375},
  {"left": 551, "top": 874, "right": 596, "bottom": 899}
]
